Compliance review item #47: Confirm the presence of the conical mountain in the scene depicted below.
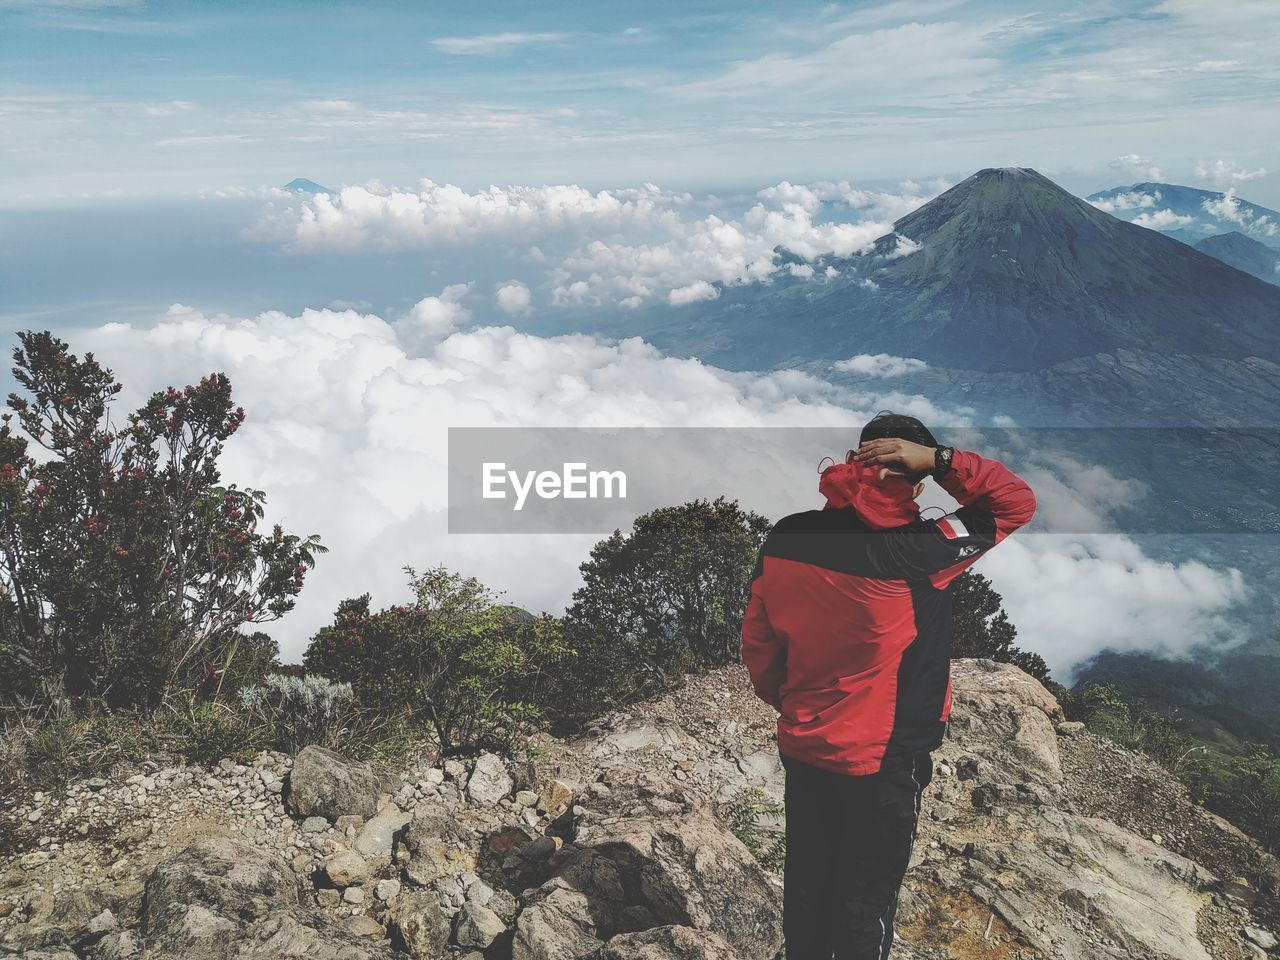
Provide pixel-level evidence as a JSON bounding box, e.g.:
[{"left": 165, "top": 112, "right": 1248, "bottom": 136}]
[{"left": 656, "top": 168, "right": 1280, "bottom": 374}]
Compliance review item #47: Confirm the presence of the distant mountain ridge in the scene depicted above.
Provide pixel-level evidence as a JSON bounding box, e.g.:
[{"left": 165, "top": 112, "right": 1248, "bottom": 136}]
[
  {"left": 283, "top": 178, "right": 333, "bottom": 194},
  {"left": 646, "top": 167, "right": 1280, "bottom": 376},
  {"left": 1196, "top": 232, "right": 1280, "bottom": 285},
  {"left": 1088, "top": 181, "right": 1280, "bottom": 249}
]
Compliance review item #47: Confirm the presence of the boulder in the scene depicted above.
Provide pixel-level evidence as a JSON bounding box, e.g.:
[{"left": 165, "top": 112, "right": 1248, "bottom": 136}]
[
  {"left": 141, "top": 837, "right": 402, "bottom": 960},
  {"left": 454, "top": 901, "right": 507, "bottom": 948},
  {"left": 467, "top": 753, "right": 513, "bottom": 805},
  {"left": 324, "top": 848, "right": 370, "bottom": 888},
  {"left": 403, "top": 812, "right": 475, "bottom": 887},
  {"left": 287, "top": 746, "right": 379, "bottom": 821},
  {"left": 354, "top": 805, "right": 413, "bottom": 864},
  {"left": 585, "top": 925, "right": 746, "bottom": 959},
  {"left": 515, "top": 766, "right": 782, "bottom": 960},
  {"left": 388, "top": 889, "right": 451, "bottom": 958}
]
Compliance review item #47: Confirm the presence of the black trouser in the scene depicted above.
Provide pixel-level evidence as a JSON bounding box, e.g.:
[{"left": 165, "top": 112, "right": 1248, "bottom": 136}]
[{"left": 781, "top": 750, "right": 932, "bottom": 960}]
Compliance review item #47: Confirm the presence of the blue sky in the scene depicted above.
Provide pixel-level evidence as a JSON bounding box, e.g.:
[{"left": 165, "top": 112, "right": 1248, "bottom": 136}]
[{"left": 2, "top": 0, "right": 1278, "bottom": 204}]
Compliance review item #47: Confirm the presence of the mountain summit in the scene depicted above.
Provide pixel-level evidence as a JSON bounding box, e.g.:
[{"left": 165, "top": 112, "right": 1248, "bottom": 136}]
[{"left": 658, "top": 167, "right": 1280, "bottom": 375}]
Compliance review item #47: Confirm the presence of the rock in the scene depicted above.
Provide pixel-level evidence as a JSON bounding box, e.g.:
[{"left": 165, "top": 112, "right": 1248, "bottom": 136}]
[
  {"left": 1056, "top": 720, "right": 1086, "bottom": 736},
  {"left": 454, "top": 902, "right": 507, "bottom": 948},
  {"left": 287, "top": 746, "right": 379, "bottom": 821},
  {"left": 403, "top": 812, "right": 475, "bottom": 886},
  {"left": 354, "top": 805, "right": 412, "bottom": 864},
  {"left": 301, "top": 815, "right": 330, "bottom": 833},
  {"left": 375, "top": 878, "right": 402, "bottom": 901},
  {"left": 538, "top": 779, "right": 575, "bottom": 819},
  {"left": 344, "top": 914, "right": 385, "bottom": 938},
  {"left": 512, "top": 881, "right": 604, "bottom": 960},
  {"left": 467, "top": 753, "right": 513, "bottom": 805},
  {"left": 585, "top": 925, "right": 745, "bottom": 959},
  {"left": 388, "top": 890, "right": 451, "bottom": 958},
  {"left": 141, "top": 837, "right": 401, "bottom": 960},
  {"left": 143, "top": 838, "right": 299, "bottom": 952},
  {"left": 517, "top": 766, "right": 783, "bottom": 960},
  {"left": 1245, "top": 926, "right": 1278, "bottom": 950},
  {"left": 324, "top": 849, "right": 370, "bottom": 888},
  {"left": 343, "top": 886, "right": 366, "bottom": 905},
  {"left": 94, "top": 929, "right": 142, "bottom": 960},
  {"left": 514, "top": 789, "right": 538, "bottom": 807}
]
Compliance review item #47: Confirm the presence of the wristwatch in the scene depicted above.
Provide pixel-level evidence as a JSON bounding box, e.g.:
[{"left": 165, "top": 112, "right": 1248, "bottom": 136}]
[{"left": 931, "top": 445, "right": 955, "bottom": 479}]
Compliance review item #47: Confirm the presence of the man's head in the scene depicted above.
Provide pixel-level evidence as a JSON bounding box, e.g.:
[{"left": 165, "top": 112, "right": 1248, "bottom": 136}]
[{"left": 850, "top": 411, "right": 939, "bottom": 491}]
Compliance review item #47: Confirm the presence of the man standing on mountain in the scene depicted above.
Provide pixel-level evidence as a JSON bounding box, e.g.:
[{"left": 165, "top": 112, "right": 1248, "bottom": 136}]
[{"left": 741, "top": 413, "right": 1036, "bottom": 960}]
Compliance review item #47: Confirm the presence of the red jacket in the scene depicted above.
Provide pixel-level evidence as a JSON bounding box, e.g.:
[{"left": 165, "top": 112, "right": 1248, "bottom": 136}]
[{"left": 740, "top": 450, "right": 1035, "bottom": 775}]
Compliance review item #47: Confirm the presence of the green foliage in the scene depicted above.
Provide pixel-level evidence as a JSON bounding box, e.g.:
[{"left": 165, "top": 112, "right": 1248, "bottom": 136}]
[
  {"left": 164, "top": 696, "right": 261, "bottom": 767},
  {"left": 0, "top": 331, "right": 324, "bottom": 711},
  {"left": 722, "top": 788, "right": 786, "bottom": 872},
  {"left": 951, "top": 570, "right": 1051, "bottom": 683},
  {"left": 303, "top": 566, "right": 571, "bottom": 755},
  {"left": 238, "top": 674, "right": 355, "bottom": 754},
  {"left": 1060, "top": 682, "right": 1197, "bottom": 770},
  {"left": 563, "top": 497, "right": 770, "bottom": 713}
]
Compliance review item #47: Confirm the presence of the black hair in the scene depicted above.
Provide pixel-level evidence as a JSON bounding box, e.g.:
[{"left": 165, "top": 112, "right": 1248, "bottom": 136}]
[{"left": 859, "top": 411, "right": 938, "bottom": 483}]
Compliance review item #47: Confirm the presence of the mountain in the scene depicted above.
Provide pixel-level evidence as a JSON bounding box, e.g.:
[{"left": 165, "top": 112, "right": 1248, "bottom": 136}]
[
  {"left": 643, "top": 168, "right": 1280, "bottom": 376},
  {"left": 1196, "top": 231, "right": 1280, "bottom": 284},
  {"left": 283, "top": 177, "right": 334, "bottom": 194},
  {"left": 1088, "top": 181, "right": 1280, "bottom": 249},
  {"left": 3, "top": 660, "right": 1278, "bottom": 959}
]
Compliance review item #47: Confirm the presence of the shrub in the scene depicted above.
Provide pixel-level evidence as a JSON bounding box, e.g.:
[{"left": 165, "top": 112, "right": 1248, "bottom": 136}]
[
  {"left": 0, "top": 331, "right": 324, "bottom": 711},
  {"left": 563, "top": 497, "right": 769, "bottom": 712},
  {"left": 239, "top": 674, "right": 355, "bottom": 753},
  {"left": 303, "top": 566, "right": 571, "bottom": 755},
  {"left": 722, "top": 788, "right": 786, "bottom": 872},
  {"left": 951, "top": 570, "right": 1051, "bottom": 683},
  {"left": 164, "top": 696, "right": 261, "bottom": 767},
  {"left": 1061, "top": 682, "right": 1196, "bottom": 770}
]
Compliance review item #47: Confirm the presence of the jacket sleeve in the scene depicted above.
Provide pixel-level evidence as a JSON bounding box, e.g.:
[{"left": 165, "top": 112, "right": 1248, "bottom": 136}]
[
  {"left": 740, "top": 557, "right": 785, "bottom": 711},
  {"left": 861, "top": 449, "right": 1036, "bottom": 586}
]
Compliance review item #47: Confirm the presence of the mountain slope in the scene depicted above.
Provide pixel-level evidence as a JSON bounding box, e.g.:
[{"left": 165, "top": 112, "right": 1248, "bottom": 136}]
[
  {"left": 1088, "top": 181, "right": 1280, "bottom": 249},
  {"left": 1196, "top": 231, "right": 1280, "bottom": 284},
  {"left": 653, "top": 168, "right": 1280, "bottom": 374}
]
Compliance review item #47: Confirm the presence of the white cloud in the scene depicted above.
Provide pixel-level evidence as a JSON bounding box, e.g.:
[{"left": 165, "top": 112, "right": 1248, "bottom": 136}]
[
  {"left": 1129, "top": 208, "right": 1195, "bottom": 231},
  {"left": 1194, "top": 159, "right": 1267, "bottom": 186},
  {"left": 1089, "top": 190, "right": 1159, "bottom": 214},
  {"left": 668, "top": 280, "right": 720, "bottom": 306},
  {"left": 247, "top": 176, "right": 946, "bottom": 310},
  {"left": 883, "top": 233, "right": 921, "bottom": 259},
  {"left": 430, "top": 32, "right": 568, "bottom": 55},
  {"left": 833, "top": 353, "right": 927, "bottom": 377},
  {"left": 1109, "top": 154, "right": 1163, "bottom": 180},
  {"left": 59, "top": 302, "right": 1252, "bottom": 677},
  {"left": 399, "top": 283, "right": 472, "bottom": 350},
  {"left": 495, "top": 280, "right": 532, "bottom": 315}
]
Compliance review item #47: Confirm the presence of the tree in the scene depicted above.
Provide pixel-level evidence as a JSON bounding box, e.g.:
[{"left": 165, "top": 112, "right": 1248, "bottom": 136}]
[
  {"left": 303, "top": 566, "right": 570, "bottom": 754},
  {"left": 563, "top": 497, "right": 770, "bottom": 708},
  {"left": 0, "top": 331, "right": 324, "bottom": 709},
  {"left": 951, "top": 570, "right": 1050, "bottom": 682}
]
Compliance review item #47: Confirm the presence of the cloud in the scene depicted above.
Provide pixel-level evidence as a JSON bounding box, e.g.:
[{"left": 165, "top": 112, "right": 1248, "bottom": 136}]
[
  {"left": 1108, "top": 154, "right": 1163, "bottom": 180},
  {"left": 1201, "top": 189, "right": 1279, "bottom": 237},
  {"left": 1194, "top": 159, "right": 1267, "bottom": 186},
  {"left": 430, "top": 32, "right": 568, "bottom": 55},
  {"left": 495, "top": 280, "right": 532, "bottom": 315},
  {"left": 251, "top": 176, "right": 941, "bottom": 309},
  {"left": 59, "top": 301, "right": 1252, "bottom": 677},
  {"left": 399, "top": 283, "right": 472, "bottom": 350},
  {"left": 833, "top": 354, "right": 927, "bottom": 377},
  {"left": 669, "top": 281, "right": 720, "bottom": 306},
  {"left": 1089, "top": 190, "right": 1159, "bottom": 214},
  {"left": 1130, "top": 209, "right": 1194, "bottom": 231},
  {"left": 883, "top": 233, "right": 921, "bottom": 259}
]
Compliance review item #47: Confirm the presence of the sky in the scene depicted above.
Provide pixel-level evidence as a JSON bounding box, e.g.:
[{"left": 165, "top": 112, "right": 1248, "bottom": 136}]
[
  {"left": 0, "top": 0, "right": 1274, "bottom": 672},
  {"left": 2, "top": 0, "right": 1278, "bottom": 205}
]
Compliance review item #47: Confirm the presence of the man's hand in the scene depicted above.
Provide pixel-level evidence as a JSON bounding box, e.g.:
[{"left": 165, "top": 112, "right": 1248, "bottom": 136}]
[{"left": 850, "top": 437, "right": 936, "bottom": 476}]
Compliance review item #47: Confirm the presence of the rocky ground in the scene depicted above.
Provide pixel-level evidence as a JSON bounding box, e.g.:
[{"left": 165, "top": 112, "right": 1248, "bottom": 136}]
[{"left": 1, "top": 660, "right": 1277, "bottom": 960}]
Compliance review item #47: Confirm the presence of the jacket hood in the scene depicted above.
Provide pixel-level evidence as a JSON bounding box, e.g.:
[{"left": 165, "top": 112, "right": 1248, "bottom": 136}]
[{"left": 819, "top": 461, "right": 920, "bottom": 530}]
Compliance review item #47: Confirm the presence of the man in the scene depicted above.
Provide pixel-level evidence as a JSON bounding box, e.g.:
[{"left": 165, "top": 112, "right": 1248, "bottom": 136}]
[{"left": 740, "top": 413, "right": 1036, "bottom": 960}]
